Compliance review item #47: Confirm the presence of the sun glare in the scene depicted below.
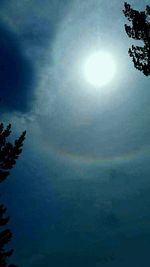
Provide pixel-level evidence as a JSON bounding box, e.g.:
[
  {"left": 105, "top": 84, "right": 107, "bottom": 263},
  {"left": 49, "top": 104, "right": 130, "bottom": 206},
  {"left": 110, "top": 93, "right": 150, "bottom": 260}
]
[{"left": 83, "top": 51, "right": 117, "bottom": 87}]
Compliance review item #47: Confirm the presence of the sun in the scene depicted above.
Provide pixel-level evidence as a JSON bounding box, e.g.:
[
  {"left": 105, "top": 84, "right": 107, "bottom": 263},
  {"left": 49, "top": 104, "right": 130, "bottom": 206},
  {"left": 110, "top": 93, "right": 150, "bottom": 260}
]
[{"left": 83, "top": 51, "right": 117, "bottom": 87}]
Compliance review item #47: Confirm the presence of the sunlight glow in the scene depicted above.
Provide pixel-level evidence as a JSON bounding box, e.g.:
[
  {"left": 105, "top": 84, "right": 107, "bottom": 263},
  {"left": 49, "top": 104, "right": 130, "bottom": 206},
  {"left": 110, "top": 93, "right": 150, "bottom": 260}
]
[{"left": 83, "top": 51, "right": 117, "bottom": 87}]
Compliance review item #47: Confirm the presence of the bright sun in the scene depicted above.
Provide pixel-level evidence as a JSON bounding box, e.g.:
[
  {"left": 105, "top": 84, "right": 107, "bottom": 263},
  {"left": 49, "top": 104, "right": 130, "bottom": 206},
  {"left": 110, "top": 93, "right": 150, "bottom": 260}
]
[{"left": 83, "top": 51, "right": 117, "bottom": 87}]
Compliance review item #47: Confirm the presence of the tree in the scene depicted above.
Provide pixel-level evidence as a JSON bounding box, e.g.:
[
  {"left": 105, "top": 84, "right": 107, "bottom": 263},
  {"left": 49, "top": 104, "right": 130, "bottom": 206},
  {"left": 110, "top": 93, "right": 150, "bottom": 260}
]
[
  {"left": 0, "top": 123, "right": 26, "bottom": 267},
  {"left": 123, "top": 2, "right": 150, "bottom": 76}
]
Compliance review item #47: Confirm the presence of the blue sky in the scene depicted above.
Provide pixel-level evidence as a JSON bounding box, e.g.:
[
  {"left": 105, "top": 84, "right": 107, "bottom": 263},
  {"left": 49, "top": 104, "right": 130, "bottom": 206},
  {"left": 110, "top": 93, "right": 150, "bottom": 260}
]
[{"left": 0, "top": 0, "right": 150, "bottom": 266}]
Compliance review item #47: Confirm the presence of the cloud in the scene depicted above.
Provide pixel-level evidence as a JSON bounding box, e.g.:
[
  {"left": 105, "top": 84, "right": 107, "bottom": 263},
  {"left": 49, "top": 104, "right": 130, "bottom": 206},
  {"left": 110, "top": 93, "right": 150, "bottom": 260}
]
[
  {"left": 0, "top": 22, "right": 34, "bottom": 112},
  {"left": 0, "top": 0, "right": 72, "bottom": 114}
]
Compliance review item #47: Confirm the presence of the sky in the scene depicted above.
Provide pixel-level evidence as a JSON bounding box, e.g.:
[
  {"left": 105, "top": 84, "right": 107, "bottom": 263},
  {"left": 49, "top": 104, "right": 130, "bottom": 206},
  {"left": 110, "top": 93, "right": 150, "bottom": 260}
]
[{"left": 0, "top": 0, "right": 150, "bottom": 266}]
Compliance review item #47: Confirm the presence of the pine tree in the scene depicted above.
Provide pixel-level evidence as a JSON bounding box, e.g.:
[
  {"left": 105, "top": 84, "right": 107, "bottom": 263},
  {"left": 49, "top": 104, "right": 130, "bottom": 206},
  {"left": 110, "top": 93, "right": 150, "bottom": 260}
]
[
  {"left": 123, "top": 2, "right": 150, "bottom": 76},
  {"left": 0, "top": 123, "right": 26, "bottom": 267}
]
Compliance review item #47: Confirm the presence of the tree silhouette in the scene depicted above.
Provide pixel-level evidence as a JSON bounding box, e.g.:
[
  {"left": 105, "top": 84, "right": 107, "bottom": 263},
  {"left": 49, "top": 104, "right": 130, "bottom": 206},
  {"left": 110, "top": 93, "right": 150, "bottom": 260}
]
[
  {"left": 0, "top": 123, "right": 26, "bottom": 267},
  {"left": 123, "top": 2, "right": 150, "bottom": 76}
]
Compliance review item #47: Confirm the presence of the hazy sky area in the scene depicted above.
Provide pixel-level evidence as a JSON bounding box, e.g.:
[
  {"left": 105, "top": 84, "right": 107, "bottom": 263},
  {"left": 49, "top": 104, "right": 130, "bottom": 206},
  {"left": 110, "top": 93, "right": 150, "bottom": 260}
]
[{"left": 0, "top": 0, "right": 150, "bottom": 266}]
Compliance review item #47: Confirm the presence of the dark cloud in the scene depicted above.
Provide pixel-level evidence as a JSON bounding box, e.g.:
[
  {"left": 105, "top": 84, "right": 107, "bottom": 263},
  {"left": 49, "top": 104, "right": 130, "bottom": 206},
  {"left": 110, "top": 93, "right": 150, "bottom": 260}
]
[
  {"left": 17, "top": 0, "right": 72, "bottom": 62},
  {"left": 0, "top": 0, "right": 72, "bottom": 113},
  {"left": 0, "top": 0, "right": 7, "bottom": 5},
  {"left": 0, "top": 22, "right": 34, "bottom": 113}
]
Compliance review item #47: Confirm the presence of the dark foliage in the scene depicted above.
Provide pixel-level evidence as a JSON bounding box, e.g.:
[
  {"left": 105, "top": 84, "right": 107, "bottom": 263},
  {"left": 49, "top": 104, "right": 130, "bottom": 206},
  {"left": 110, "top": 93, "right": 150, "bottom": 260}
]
[
  {"left": 0, "top": 124, "right": 26, "bottom": 267},
  {"left": 123, "top": 2, "right": 150, "bottom": 76}
]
